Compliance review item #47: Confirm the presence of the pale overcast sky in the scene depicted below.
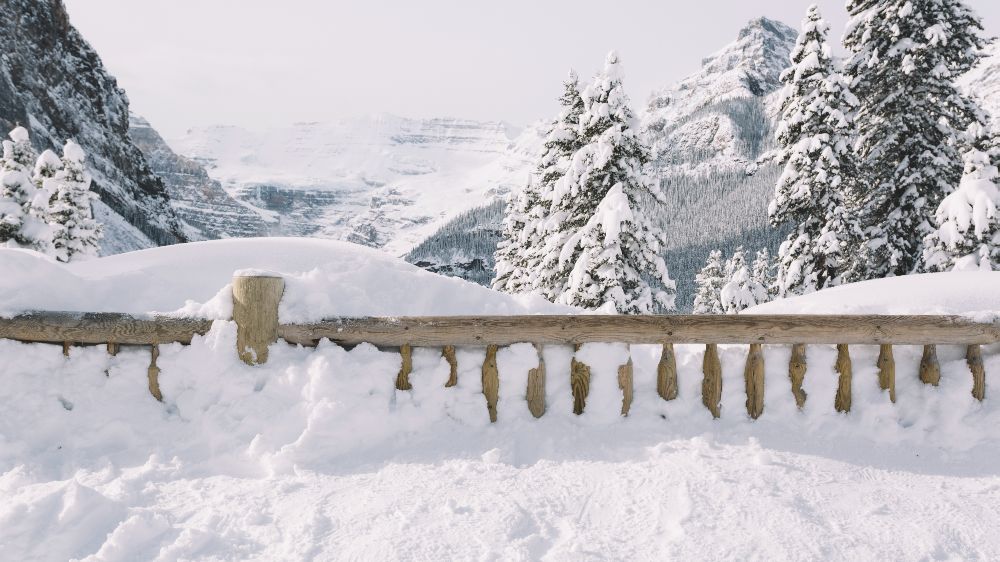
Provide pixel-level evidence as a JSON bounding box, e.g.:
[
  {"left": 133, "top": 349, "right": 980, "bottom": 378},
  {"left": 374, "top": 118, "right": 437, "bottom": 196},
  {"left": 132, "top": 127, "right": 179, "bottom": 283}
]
[{"left": 63, "top": 0, "right": 1000, "bottom": 138}]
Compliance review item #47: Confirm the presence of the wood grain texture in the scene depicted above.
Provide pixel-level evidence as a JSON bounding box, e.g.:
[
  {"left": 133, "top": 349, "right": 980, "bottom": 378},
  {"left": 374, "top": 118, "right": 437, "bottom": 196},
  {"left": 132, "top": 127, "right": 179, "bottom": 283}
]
[
  {"left": 835, "top": 344, "right": 852, "bottom": 413},
  {"left": 657, "top": 343, "right": 678, "bottom": 401},
  {"left": 788, "top": 343, "right": 808, "bottom": 409},
  {"left": 919, "top": 344, "right": 941, "bottom": 386},
  {"left": 233, "top": 275, "right": 284, "bottom": 365},
  {"left": 278, "top": 314, "right": 1000, "bottom": 346},
  {"left": 618, "top": 357, "right": 634, "bottom": 417},
  {"left": 482, "top": 344, "right": 499, "bottom": 423},
  {"left": 0, "top": 312, "right": 212, "bottom": 345},
  {"left": 877, "top": 344, "right": 896, "bottom": 403},
  {"left": 395, "top": 344, "right": 413, "bottom": 391},
  {"left": 107, "top": 342, "right": 119, "bottom": 356},
  {"left": 442, "top": 345, "right": 458, "bottom": 388},
  {"left": 62, "top": 341, "right": 71, "bottom": 357},
  {"left": 744, "top": 344, "right": 765, "bottom": 419},
  {"left": 526, "top": 344, "right": 546, "bottom": 418},
  {"left": 702, "top": 344, "right": 722, "bottom": 419},
  {"left": 148, "top": 344, "right": 163, "bottom": 402},
  {"left": 968, "top": 344, "right": 986, "bottom": 402},
  {"left": 571, "top": 346, "right": 591, "bottom": 416}
]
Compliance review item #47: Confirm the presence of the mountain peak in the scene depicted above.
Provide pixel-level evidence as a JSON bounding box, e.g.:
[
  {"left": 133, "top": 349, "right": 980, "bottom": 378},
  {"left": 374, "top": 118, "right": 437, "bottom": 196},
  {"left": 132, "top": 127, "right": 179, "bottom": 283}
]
[{"left": 737, "top": 16, "right": 796, "bottom": 42}]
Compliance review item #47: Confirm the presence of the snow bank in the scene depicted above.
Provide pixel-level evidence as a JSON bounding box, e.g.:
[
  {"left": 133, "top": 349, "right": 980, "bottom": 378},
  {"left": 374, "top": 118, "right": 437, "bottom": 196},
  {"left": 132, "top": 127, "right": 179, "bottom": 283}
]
[
  {"left": 0, "top": 238, "right": 571, "bottom": 319},
  {"left": 746, "top": 271, "right": 1000, "bottom": 319}
]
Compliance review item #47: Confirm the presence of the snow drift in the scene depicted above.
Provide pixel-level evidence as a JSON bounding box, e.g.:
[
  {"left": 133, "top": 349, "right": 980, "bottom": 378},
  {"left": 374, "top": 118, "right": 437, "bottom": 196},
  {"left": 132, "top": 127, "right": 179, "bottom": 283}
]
[{"left": 3, "top": 240, "right": 1000, "bottom": 560}]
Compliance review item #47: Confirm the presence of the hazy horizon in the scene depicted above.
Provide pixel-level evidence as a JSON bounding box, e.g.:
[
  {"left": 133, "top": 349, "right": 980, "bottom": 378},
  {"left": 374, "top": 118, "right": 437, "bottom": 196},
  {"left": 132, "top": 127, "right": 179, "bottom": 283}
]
[{"left": 64, "top": 0, "right": 1000, "bottom": 138}]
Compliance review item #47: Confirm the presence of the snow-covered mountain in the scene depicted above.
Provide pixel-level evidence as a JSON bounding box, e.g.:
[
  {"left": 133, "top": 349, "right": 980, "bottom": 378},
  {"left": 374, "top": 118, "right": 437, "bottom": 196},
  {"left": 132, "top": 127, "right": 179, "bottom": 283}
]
[
  {"left": 961, "top": 42, "right": 1000, "bottom": 120},
  {"left": 0, "top": 0, "right": 186, "bottom": 253},
  {"left": 128, "top": 114, "right": 265, "bottom": 240},
  {"left": 171, "top": 116, "right": 543, "bottom": 255}
]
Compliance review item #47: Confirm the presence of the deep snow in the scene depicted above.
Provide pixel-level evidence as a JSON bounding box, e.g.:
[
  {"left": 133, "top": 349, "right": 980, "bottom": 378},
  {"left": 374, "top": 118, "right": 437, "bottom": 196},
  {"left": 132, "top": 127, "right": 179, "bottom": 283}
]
[{"left": 3, "top": 240, "right": 1000, "bottom": 561}]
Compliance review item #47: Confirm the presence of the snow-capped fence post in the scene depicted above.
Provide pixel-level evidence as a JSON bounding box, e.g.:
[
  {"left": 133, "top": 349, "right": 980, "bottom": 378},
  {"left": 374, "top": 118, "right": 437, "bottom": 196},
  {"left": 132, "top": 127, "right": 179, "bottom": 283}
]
[
  {"left": 967, "top": 345, "right": 986, "bottom": 401},
  {"left": 877, "top": 344, "right": 896, "bottom": 403},
  {"left": 834, "top": 344, "right": 852, "bottom": 413},
  {"left": 482, "top": 345, "right": 500, "bottom": 422},
  {"left": 526, "top": 344, "right": 546, "bottom": 418},
  {"left": 919, "top": 344, "right": 941, "bottom": 386},
  {"left": 657, "top": 343, "right": 678, "bottom": 401},
  {"left": 702, "top": 344, "right": 722, "bottom": 418},
  {"left": 744, "top": 344, "right": 765, "bottom": 419},
  {"left": 788, "top": 343, "right": 808, "bottom": 409},
  {"left": 232, "top": 274, "right": 285, "bottom": 366}
]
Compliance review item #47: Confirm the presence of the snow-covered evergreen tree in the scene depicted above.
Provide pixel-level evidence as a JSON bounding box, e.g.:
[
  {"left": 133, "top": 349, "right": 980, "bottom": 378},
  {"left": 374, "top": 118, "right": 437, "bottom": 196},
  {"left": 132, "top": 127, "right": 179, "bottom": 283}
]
[
  {"left": 751, "top": 247, "right": 777, "bottom": 300},
  {"left": 843, "top": 0, "right": 988, "bottom": 278},
  {"left": 923, "top": 124, "right": 1000, "bottom": 270},
  {"left": 47, "top": 140, "right": 101, "bottom": 262},
  {"left": 493, "top": 71, "right": 584, "bottom": 295},
  {"left": 720, "top": 247, "right": 769, "bottom": 313},
  {"left": 0, "top": 126, "right": 48, "bottom": 249},
  {"left": 770, "top": 5, "right": 860, "bottom": 296},
  {"left": 543, "top": 51, "right": 675, "bottom": 313},
  {"left": 692, "top": 249, "right": 726, "bottom": 314}
]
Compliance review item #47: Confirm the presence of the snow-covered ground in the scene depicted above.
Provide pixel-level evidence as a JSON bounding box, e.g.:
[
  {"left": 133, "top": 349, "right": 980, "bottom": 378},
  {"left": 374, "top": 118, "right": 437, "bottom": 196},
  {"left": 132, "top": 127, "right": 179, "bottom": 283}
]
[{"left": 3, "top": 240, "right": 1000, "bottom": 561}]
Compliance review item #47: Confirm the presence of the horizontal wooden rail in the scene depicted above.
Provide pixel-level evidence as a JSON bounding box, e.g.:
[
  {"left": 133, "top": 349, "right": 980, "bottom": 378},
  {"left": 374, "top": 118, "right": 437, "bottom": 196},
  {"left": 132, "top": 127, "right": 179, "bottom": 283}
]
[
  {"left": 278, "top": 314, "right": 1000, "bottom": 346},
  {"left": 0, "top": 312, "right": 213, "bottom": 345},
  {"left": 3, "top": 312, "right": 999, "bottom": 347}
]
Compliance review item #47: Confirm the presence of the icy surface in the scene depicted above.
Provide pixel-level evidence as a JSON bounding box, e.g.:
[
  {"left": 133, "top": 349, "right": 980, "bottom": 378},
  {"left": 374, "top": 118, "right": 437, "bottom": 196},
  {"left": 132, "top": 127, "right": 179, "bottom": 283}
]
[{"left": 3, "top": 244, "right": 1000, "bottom": 559}]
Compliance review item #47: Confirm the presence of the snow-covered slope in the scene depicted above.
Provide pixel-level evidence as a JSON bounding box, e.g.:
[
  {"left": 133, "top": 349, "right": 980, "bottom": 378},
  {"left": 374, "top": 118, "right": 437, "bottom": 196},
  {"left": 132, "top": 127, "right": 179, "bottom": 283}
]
[
  {"left": 0, "top": 0, "right": 186, "bottom": 251},
  {"left": 0, "top": 238, "right": 571, "bottom": 319},
  {"left": 4, "top": 249, "right": 1000, "bottom": 560},
  {"left": 171, "top": 116, "right": 544, "bottom": 255}
]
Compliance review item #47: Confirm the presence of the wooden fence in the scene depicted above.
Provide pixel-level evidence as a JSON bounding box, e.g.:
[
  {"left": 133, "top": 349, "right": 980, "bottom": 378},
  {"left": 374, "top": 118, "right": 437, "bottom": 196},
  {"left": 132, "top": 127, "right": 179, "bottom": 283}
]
[{"left": 0, "top": 274, "right": 995, "bottom": 420}]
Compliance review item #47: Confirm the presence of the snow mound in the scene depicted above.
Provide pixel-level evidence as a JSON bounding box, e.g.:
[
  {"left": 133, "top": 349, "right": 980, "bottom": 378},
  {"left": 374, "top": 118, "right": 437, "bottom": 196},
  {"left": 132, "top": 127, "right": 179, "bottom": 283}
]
[
  {"left": 746, "top": 272, "right": 1000, "bottom": 319},
  {"left": 0, "top": 238, "right": 572, "bottom": 319}
]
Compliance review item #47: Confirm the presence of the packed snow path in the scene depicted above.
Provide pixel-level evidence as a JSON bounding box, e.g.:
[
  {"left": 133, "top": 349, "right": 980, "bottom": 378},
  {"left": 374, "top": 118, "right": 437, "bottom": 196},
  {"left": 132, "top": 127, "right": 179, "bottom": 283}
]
[{"left": 2, "top": 240, "right": 1000, "bottom": 560}]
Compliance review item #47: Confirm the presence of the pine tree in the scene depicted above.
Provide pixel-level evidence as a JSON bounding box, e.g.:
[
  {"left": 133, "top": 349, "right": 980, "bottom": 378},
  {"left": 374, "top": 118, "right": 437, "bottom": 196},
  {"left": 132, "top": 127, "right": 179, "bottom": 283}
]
[
  {"left": 844, "top": 0, "right": 988, "bottom": 278},
  {"left": 47, "top": 140, "right": 102, "bottom": 262},
  {"left": 751, "top": 248, "right": 776, "bottom": 300},
  {"left": 923, "top": 124, "right": 1000, "bottom": 270},
  {"left": 545, "top": 51, "right": 675, "bottom": 313},
  {"left": 0, "top": 126, "right": 47, "bottom": 249},
  {"left": 770, "top": 5, "right": 860, "bottom": 296},
  {"left": 693, "top": 249, "right": 726, "bottom": 314},
  {"left": 720, "top": 247, "right": 769, "bottom": 313},
  {"left": 493, "top": 71, "right": 584, "bottom": 295}
]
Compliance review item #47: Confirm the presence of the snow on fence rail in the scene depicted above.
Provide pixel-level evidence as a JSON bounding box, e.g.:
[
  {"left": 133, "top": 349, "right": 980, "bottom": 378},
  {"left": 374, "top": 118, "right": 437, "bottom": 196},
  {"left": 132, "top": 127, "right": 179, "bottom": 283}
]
[{"left": 0, "top": 275, "right": 994, "bottom": 420}]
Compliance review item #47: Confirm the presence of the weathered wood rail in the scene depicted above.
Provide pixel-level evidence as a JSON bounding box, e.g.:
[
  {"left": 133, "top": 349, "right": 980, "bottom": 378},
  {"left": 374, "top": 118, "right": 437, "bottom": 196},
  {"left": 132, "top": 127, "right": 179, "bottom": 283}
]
[{"left": 0, "top": 275, "right": 995, "bottom": 420}]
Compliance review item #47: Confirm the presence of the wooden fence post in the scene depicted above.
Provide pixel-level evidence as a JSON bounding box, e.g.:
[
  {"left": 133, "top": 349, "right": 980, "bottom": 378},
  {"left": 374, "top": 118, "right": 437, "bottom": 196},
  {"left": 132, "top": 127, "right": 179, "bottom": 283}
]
[
  {"left": 526, "top": 344, "right": 546, "bottom": 418},
  {"left": 835, "top": 344, "right": 852, "bottom": 413},
  {"left": 919, "top": 344, "right": 941, "bottom": 386},
  {"left": 148, "top": 344, "right": 162, "bottom": 402},
  {"left": 789, "top": 343, "right": 808, "bottom": 409},
  {"left": 968, "top": 344, "right": 986, "bottom": 401},
  {"left": 482, "top": 344, "right": 500, "bottom": 422},
  {"left": 442, "top": 345, "right": 458, "bottom": 387},
  {"left": 744, "top": 344, "right": 765, "bottom": 419},
  {"left": 395, "top": 344, "right": 413, "bottom": 390},
  {"left": 657, "top": 343, "right": 678, "bottom": 401},
  {"left": 232, "top": 275, "right": 285, "bottom": 366},
  {"left": 571, "top": 345, "right": 591, "bottom": 415},
  {"left": 877, "top": 344, "right": 896, "bottom": 403},
  {"left": 618, "top": 357, "right": 634, "bottom": 416},
  {"left": 702, "top": 343, "right": 722, "bottom": 419}
]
